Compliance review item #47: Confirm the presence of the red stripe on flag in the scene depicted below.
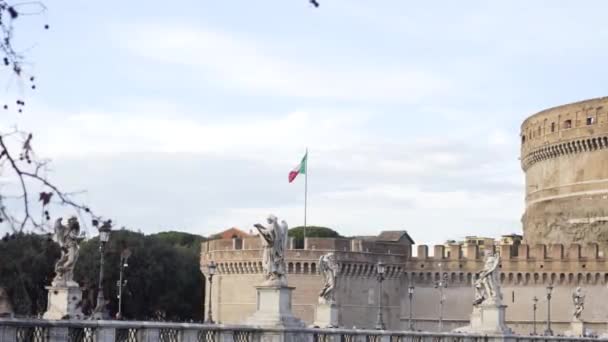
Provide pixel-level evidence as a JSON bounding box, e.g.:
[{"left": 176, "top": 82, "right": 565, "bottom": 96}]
[{"left": 288, "top": 171, "right": 299, "bottom": 183}]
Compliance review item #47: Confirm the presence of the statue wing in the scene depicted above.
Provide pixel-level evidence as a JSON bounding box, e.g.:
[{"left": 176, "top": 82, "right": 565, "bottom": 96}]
[
  {"left": 319, "top": 255, "right": 326, "bottom": 273},
  {"left": 53, "top": 218, "right": 66, "bottom": 246},
  {"left": 489, "top": 255, "right": 499, "bottom": 272},
  {"left": 280, "top": 220, "right": 288, "bottom": 249},
  {"left": 331, "top": 260, "right": 340, "bottom": 274},
  {"left": 254, "top": 224, "right": 273, "bottom": 244}
]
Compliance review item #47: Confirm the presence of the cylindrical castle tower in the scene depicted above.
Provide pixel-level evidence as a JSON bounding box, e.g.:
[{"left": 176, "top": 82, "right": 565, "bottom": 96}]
[{"left": 521, "top": 96, "right": 608, "bottom": 245}]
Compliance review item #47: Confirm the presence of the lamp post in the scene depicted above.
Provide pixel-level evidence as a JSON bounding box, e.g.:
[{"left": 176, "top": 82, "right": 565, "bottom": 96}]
[
  {"left": 434, "top": 272, "right": 448, "bottom": 332},
  {"left": 93, "top": 221, "right": 111, "bottom": 319},
  {"left": 532, "top": 296, "right": 538, "bottom": 335},
  {"left": 544, "top": 284, "right": 553, "bottom": 336},
  {"left": 375, "top": 261, "right": 386, "bottom": 330},
  {"left": 408, "top": 281, "right": 415, "bottom": 331},
  {"left": 116, "top": 248, "right": 131, "bottom": 320},
  {"left": 205, "top": 261, "right": 217, "bottom": 324}
]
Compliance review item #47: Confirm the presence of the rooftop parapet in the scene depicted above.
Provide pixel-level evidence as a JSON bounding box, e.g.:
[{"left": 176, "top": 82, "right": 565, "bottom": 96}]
[
  {"left": 203, "top": 238, "right": 607, "bottom": 263},
  {"left": 202, "top": 236, "right": 413, "bottom": 256}
]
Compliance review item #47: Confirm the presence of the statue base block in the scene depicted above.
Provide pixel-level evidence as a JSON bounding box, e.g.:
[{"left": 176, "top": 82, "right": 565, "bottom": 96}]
[
  {"left": 566, "top": 320, "right": 587, "bottom": 337},
  {"left": 42, "top": 286, "right": 84, "bottom": 320},
  {"left": 454, "top": 304, "right": 511, "bottom": 335},
  {"left": 313, "top": 302, "right": 339, "bottom": 328},
  {"left": 245, "top": 285, "right": 305, "bottom": 328}
]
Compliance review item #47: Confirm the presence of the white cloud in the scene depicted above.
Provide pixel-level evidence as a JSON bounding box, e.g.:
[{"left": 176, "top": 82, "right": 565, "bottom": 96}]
[
  {"left": 201, "top": 183, "right": 522, "bottom": 245},
  {"left": 16, "top": 105, "right": 370, "bottom": 161},
  {"left": 1, "top": 95, "right": 525, "bottom": 243},
  {"left": 120, "top": 25, "right": 450, "bottom": 102}
]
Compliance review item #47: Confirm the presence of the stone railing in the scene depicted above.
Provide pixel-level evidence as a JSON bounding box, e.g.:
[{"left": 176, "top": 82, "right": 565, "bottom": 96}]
[{"left": 0, "top": 318, "right": 606, "bottom": 342}]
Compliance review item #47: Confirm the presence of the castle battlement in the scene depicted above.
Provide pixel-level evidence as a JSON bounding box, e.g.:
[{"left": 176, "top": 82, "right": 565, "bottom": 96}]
[
  {"left": 405, "top": 242, "right": 608, "bottom": 286},
  {"left": 519, "top": 96, "right": 608, "bottom": 245},
  {"left": 202, "top": 238, "right": 608, "bottom": 286},
  {"left": 201, "top": 237, "right": 409, "bottom": 279},
  {"left": 200, "top": 98, "right": 608, "bottom": 332}
]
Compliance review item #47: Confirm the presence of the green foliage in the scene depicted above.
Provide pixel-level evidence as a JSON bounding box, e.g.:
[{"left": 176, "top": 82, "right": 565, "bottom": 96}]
[
  {"left": 0, "top": 232, "right": 59, "bottom": 316},
  {"left": 75, "top": 229, "right": 204, "bottom": 321},
  {"left": 288, "top": 226, "right": 342, "bottom": 248},
  {"left": 288, "top": 226, "right": 342, "bottom": 239},
  {"left": 148, "top": 231, "right": 205, "bottom": 251},
  {"left": 1, "top": 229, "right": 204, "bottom": 321}
]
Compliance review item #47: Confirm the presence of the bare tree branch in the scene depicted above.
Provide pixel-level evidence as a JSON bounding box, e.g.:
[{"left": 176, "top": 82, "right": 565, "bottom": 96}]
[{"left": 0, "top": 1, "right": 107, "bottom": 233}]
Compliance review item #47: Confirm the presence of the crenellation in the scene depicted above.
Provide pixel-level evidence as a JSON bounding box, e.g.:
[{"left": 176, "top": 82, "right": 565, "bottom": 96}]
[
  {"left": 433, "top": 245, "right": 445, "bottom": 259},
  {"left": 448, "top": 244, "right": 460, "bottom": 260},
  {"left": 549, "top": 243, "right": 564, "bottom": 259},
  {"left": 204, "top": 240, "right": 608, "bottom": 272},
  {"left": 417, "top": 245, "right": 428, "bottom": 259},
  {"left": 583, "top": 243, "right": 599, "bottom": 259},
  {"left": 532, "top": 244, "right": 546, "bottom": 259},
  {"left": 517, "top": 244, "right": 528, "bottom": 260},
  {"left": 498, "top": 244, "right": 512, "bottom": 259},
  {"left": 567, "top": 244, "right": 581, "bottom": 259},
  {"left": 464, "top": 244, "right": 478, "bottom": 259}
]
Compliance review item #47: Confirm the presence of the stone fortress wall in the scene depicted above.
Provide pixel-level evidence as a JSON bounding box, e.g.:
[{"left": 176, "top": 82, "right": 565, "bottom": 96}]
[
  {"left": 403, "top": 243, "right": 608, "bottom": 334},
  {"left": 202, "top": 235, "right": 608, "bottom": 334},
  {"left": 201, "top": 236, "right": 410, "bottom": 330},
  {"left": 521, "top": 96, "right": 608, "bottom": 245},
  {"left": 202, "top": 97, "right": 608, "bottom": 335}
]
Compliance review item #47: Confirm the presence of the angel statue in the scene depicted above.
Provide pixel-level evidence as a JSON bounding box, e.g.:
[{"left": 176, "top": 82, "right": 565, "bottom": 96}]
[
  {"left": 51, "top": 217, "right": 83, "bottom": 287},
  {"left": 472, "top": 251, "right": 502, "bottom": 306},
  {"left": 318, "top": 253, "right": 339, "bottom": 304},
  {"left": 254, "top": 215, "right": 288, "bottom": 285},
  {"left": 572, "top": 287, "right": 585, "bottom": 321}
]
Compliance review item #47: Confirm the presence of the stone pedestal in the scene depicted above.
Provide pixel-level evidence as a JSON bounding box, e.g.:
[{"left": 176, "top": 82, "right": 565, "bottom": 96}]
[
  {"left": 43, "top": 286, "right": 84, "bottom": 320},
  {"left": 566, "top": 320, "right": 587, "bottom": 337},
  {"left": 313, "top": 302, "right": 339, "bottom": 328},
  {"left": 245, "top": 285, "right": 305, "bottom": 328},
  {"left": 0, "top": 287, "right": 13, "bottom": 318},
  {"left": 455, "top": 304, "right": 512, "bottom": 335}
]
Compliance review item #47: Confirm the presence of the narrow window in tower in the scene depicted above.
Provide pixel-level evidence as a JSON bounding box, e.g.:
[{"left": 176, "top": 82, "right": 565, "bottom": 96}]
[
  {"left": 522, "top": 135, "right": 526, "bottom": 144},
  {"left": 587, "top": 117, "right": 595, "bottom": 125},
  {"left": 564, "top": 119, "right": 572, "bottom": 129},
  {"left": 551, "top": 122, "right": 556, "bottom": 132}
]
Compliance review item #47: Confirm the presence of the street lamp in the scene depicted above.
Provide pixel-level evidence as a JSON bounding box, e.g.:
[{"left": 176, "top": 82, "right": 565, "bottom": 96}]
[
  {"left": 532, "top": 296, "right": 538, "bottom": 335},
  {"left": 545, "top": 284, "right": 554, "bottom": 336},
  {"left": 408, "top": 281, "right": 415, "bottom": 331},
  {"left": 92, "top": 221, "right": 111, "bottom": 319},
  {"left": 205, "top": 261, "right": 217, "bottom": 324},
  {"left": 116, "top": 248, "right": 131, "bottom": 320},
  {"left": 434, "top": 272, "right": 448, "bottom": 332},
  {"left": 375, "top": 261, "right": 386, "bottom": 330}
]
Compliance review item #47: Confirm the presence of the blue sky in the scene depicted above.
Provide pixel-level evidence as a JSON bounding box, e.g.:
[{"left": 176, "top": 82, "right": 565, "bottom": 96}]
[{"left": 2, "top": 0, "right": 608, "bottom": 244}]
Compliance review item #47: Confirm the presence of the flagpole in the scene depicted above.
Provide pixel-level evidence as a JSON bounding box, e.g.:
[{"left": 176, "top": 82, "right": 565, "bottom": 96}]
[{"left": 304, "top": 148, "right": 308, "bottom": 242}]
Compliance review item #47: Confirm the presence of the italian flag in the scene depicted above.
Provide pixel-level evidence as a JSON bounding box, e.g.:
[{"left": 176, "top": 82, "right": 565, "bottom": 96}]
[{"left": 288, "top": 152, "right": 307, "bottom": 183}]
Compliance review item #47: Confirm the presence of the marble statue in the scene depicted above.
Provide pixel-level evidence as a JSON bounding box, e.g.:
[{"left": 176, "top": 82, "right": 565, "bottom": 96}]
[
  {"left": 572, "top": 287, "right": 585, "bottom": 321},
  {"left": 318, "top": 252, "right": 339, "bottom": 304},
  {"left": 254, "top": 215, "right": 288, "bottom": 285},
  {"left": 472, "top": 252, "right": 502, "bottom": 306},
  {"left": 51, "top": 217, "right": 83, "bottom": 287}
]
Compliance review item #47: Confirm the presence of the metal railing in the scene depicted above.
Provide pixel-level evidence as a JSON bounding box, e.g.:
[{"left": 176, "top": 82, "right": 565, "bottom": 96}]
[{"left": 1, "top": 318, "right": 607, "bottom": 342}]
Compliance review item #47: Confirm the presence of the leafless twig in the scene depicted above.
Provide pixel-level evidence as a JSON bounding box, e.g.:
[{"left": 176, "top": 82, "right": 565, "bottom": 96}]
[{"left": 0, "top": 1, "right": 108, "bottom": 233}]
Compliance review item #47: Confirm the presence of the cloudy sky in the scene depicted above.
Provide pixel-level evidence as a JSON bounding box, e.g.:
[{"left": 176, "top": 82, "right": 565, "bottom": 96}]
[{"left": 2, "top": 0, "right": 608, "bottom": 244}]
